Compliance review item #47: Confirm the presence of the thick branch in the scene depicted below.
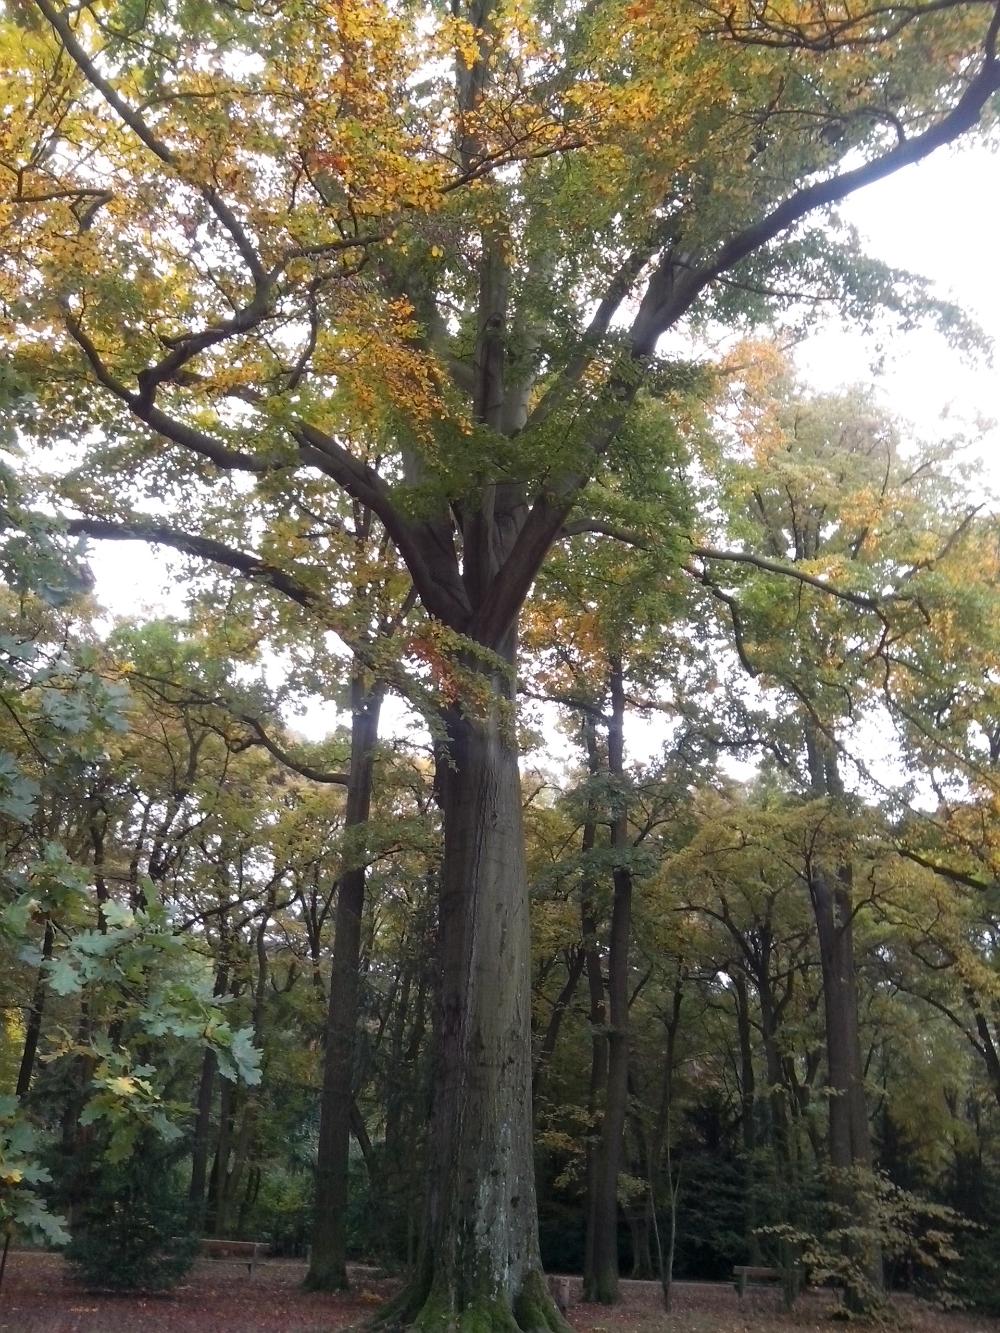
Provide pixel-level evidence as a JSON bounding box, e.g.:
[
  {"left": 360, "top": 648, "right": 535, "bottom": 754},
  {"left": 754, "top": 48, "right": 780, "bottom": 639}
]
[
  {"left": 233, "top": 716, "right": 349, "bottom": 785},
  {"left": 897, "top": 846, "right": 994, "bottom": 892},
  {"left": 65, "top": 517, "right": 321, "bottom": 611},
  {"left": 293, "top": 424, "right": 470, "bottom": 628},
  {"left": 644, "top": 6, "right": 1000, "bottom": 335}
]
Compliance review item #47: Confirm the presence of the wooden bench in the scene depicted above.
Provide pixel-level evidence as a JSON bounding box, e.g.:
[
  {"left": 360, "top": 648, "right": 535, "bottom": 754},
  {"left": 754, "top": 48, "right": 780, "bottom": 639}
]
[
  {"left": 198, "top": 1238, "right": 267, "bottom": 1274},
  {"left": 733, "top": 1265, "right": 801, "bottom": 1301}
]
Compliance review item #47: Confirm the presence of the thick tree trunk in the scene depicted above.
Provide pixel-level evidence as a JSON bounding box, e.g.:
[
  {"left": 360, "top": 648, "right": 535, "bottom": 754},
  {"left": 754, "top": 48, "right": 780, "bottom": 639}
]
[
  {"left": 805, "top": 730, "right": 881, "bottom": 1307},
  {"left": 385, "top": 654, "right": 567, "bottom": 1333},
  {"left": 307, "top": 679, "right": 383, "bottom": 1291},
  {"left": 810, "top": 868, "right": 871, "bottom": 1173},
  {"left": 384, "top": 952, "right": 431, "bottom": 1267}
]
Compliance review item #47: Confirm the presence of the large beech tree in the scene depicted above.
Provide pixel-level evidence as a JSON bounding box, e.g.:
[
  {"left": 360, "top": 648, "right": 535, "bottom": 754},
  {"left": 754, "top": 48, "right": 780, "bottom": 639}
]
[{"left": 4, "top": 0, "right": 1000, "bottom": 1325}]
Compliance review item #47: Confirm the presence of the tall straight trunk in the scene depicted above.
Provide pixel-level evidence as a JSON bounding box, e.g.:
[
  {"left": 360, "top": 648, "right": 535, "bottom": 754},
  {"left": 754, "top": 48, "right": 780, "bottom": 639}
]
[
  {"left": 580, "top": 714, "right": 607, "bottom": 1292},
  {"left": 810, "top": 867, "right": 871, "bottom": 1173},
  {"left": 804, "top": 732, "right": 873, "bottom": 1175},
  {"left": 734, "top": 972, "right": 757, "bottom": 1157},
  {"left": 189, "top": 1047, "right": 218, "bottom": 1218},
  {"left": 189, "top": 963, "right": 229, "bottom": 1220},
  {"left": 307, "top": 678, "right": 384, "bottom": 1291},
  {"left": 625, "top": 1111, "right": 654, "bottom": 1278},
  {"left": 387, "top": 645, "right": 567, "bottom": 1333},
  {"left": 582, "top": 897, "right": 606, "bottom": 1290},
  {"left": 16, "top": 917, "right": 53, "bottom": 1099},
  {"left": 206, "top": 1077, "right": 235, "bottom": 1236},
  {"left": 805, "top": 728, "right": 881, "bottom": 1305},
  {"left": 734, "top": 972, "right": 761, "bottom": 1265},
  {"left": 584, "top": 661, "right": 632, "bottom": 1304},
  {"left": 758, "top": 981, "right": 790, "bottom": 1161},
  {"left": 384, "top": 952, "right": 430, "bottom": 1267}
]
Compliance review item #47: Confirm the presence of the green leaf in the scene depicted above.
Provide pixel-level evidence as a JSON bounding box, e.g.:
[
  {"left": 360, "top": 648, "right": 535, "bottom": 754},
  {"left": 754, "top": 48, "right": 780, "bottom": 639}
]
[
  {"left": 101, "top": 901, "right": 135, "bottom": 929},
  {"left": 46, "top": 957, "right": 81, "bottom": 996},
  {"left": 229, "top": 1027, "right": 262, "bottom": 1086}
]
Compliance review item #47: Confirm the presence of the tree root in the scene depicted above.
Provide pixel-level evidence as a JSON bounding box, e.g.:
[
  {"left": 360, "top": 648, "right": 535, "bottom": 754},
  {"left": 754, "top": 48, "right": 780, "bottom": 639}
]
[{"left": 366, "top": 1269, "right": 572, "bottom": 1333}]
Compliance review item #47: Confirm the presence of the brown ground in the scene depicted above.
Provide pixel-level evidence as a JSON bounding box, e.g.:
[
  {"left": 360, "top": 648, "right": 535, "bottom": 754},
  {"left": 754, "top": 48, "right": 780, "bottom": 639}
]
[{"left": 1, "top": 1255, "right": 997, "bottom": 1333}]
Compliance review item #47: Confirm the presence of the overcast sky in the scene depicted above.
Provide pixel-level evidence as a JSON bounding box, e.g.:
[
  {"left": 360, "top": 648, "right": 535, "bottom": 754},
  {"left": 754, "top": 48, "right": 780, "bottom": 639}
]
[{"left": 799, "top": 142, "right": 1000, "bottom": 475}]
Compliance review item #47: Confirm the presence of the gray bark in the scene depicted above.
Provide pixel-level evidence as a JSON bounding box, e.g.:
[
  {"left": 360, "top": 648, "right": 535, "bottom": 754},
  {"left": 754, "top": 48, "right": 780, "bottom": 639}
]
[{"left": 307, "top": 679, "right": 384, "bottom": 1290}]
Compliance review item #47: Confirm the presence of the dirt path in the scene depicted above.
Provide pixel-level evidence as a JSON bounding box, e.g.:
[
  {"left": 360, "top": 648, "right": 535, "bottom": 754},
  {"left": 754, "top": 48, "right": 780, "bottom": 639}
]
[{"left": 1, "top": 1253, "right": 997, "bottom": 1333}]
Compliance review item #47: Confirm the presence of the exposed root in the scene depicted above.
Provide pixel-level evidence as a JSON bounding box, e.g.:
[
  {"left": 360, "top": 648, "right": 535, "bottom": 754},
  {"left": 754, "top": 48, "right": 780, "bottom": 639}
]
[
  {"left": 513, "top": 1271, "right": 573, "bottom": 1333},
  {"left": 366, "top": 1269, "right": 571, "bottom": 1333},
  {"left": 302, "top": 1264, "right": 349, "bottom": 1293}
]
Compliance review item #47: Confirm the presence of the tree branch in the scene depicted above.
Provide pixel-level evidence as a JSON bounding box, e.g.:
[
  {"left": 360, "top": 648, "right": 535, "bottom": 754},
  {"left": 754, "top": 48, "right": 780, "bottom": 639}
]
[
  {"left": 32, "top": 0, "right": 268, "bottom": 288},
  {"left": 65, "top": 517, "right": 321, "bottom": 611}
]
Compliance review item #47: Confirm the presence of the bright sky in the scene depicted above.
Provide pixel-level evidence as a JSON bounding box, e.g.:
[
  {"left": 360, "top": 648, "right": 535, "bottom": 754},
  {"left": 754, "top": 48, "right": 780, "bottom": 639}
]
[
  {"left": 797, "top": 143, "right": 1000, "bottom": 478},
  {"left": 87, "top": 139, "right": 1000, "bottom": 747}
]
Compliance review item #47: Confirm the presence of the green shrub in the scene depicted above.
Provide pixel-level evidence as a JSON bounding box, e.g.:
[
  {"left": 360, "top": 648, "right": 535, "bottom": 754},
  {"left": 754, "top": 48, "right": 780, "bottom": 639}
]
[
  {"left": 66, "top": 1142, "right": 197, "bottom": 1292},
  {"left": 244, "top": 1169, "right": 314, "bottom": 1258}
]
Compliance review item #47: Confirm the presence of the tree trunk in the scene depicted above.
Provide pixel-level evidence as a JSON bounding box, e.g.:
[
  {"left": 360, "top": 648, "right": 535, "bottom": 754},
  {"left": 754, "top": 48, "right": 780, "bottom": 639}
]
[
  {"left": 385, "top": 651, "right": 567, "bottom": 1333},
  {"left": 206, "top": 1077, "right": 235, "bottom": 1236},
  {"left": 580, "top": 724, "right": 607, "bottom": 1295},
  {"left": 189, "top": 1047, "right": 218, "bottom": 1219},
  {"left": 805, "top": 729, "right": 882, "bottom": 1307},
  {"left": 16, "top": 917, "right": 53, "bottom": 1099},
  {"left": 189, "top": 963, "right": 229, "bottom": 1221},
  {"left": 582, "top": 897, "right": 607, "bottom": 1294},
  {"left": 532, "top": 948, "right": 585, "bottom": 1109},
  {"left": 734, "top": 971, "right": 761, "bottom": 1264},
  {"left": 307, "top": 679, "right": 384, "bottom": 1290},
  {"left": 584, "top": 661, "right": 632, "bottom": 1305},
  {"left": 810, "top": 867, "right": 871, "bottom": 1173}
]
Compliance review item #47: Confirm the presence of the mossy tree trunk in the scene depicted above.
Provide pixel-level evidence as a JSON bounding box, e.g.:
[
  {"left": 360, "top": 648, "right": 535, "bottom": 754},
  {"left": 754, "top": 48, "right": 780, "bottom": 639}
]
[{"left": 383, "top": 646, "right": 568, "bottom": 1333}]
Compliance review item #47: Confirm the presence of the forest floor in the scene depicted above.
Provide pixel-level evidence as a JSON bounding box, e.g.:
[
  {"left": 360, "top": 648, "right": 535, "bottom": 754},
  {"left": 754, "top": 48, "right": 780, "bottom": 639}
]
[{"left": 2, "top": 1254, "right": 999, "bottom": 1333}]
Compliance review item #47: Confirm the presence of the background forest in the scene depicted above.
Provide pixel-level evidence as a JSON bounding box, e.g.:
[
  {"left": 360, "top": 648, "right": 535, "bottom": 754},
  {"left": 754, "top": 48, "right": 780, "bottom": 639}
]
[
  {"left": 4, "top": 349, "right": 1000, "bottom": 1313},
  {"left": 2, "top": 0, "right": 1000, "bottom": 1325}
]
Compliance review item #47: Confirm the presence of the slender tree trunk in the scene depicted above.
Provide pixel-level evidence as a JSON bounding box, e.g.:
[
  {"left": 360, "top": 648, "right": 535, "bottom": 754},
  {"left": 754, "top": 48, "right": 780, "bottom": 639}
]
[
  {"left": 969, "top": 1000, "right": 1000, "bottom": 1111},
  {"left": 734, "top": 972, "right": 761, "bottom": 1264},
  {"left": 580, "top": 728, "right": 607, "bottom": 1295},
  {"left": 307, "top": 679, "right": 384, "bottom": 1290},
  {"left": 15, "top": 918, "right": 53, "bottom": 1099},
  {"left": 386, "top": 648, "right": 567, "bottom": 1333},
  {"left": 206, "top": 1077, "right": 235, "bottom": 1236},
  {"left": 584, "top": 662, "right": 632, "bottom": 1304},
  {"left": 189, "top": 1047, "right": 218, "bottom": 1218},
  {"left": 582, "top": 900, "right": 606, "bottom": 1293},
  {"left": 189, "top": 963, "right": 229, "bottom": 1221},
  {"left": 532, "top": 948, "right": 585, "bottom": 1108},
  {"left": 625, "top": 1115, "right": 654, "bottom": 1278},
  {"left": 384, "top": 953, "right": 430, "bottom": 1267}
]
